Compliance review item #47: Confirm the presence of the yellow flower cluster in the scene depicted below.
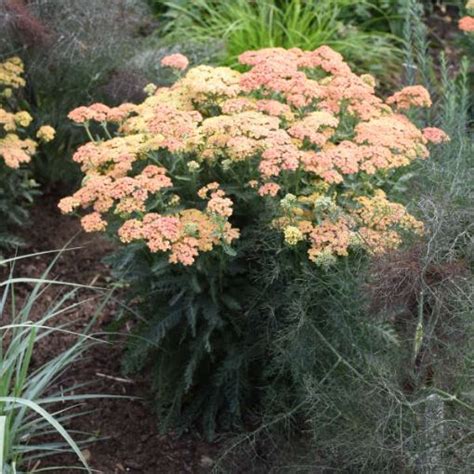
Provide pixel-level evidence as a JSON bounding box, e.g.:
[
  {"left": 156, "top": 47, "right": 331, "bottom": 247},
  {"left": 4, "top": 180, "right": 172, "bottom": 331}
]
[
  {"left": 0, "top": 57, "right": 26, "bottom": 92},
  {"left": 59, "top": 48, "right": 447, "bottom": 266},
  {"left": 0, "top": 57, "right": 55, "bottom": 168}
]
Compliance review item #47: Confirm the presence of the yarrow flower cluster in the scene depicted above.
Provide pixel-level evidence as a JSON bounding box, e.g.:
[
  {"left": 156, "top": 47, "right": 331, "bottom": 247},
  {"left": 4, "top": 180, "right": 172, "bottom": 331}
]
[
  {"left": 459, "top": 15, "right": 474, "bottom": 32},
  {"left": 0, "top": 57, "right": 55, "bottom": 168},
  {"left": 60, "top": 46, "right": 448, "bottom": 266},
  {"left": 459, "top": 1, "right": 474, "bottom": 32},
  {"left": 160, "top": 53, "right": 190, "bottom": 71}
]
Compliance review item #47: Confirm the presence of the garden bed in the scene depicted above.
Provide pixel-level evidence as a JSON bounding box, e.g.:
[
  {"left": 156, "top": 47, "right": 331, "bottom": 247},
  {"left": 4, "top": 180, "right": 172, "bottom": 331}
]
[{"left": 8, "top": 196, "right": 219, "bottom": 473}]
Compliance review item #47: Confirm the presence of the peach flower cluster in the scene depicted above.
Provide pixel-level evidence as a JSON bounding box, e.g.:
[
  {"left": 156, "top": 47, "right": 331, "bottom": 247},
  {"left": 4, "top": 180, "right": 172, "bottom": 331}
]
[
  {"left": 60, "top": 46, "right": 447, "bottom": 265},
  {"left": 0, "top": 57, "right": 54, "bottom": 168},
  {"left": 160, "top": 53, "right": 190, "bottom": 71},
  {"left": 459, "top": 16, "right": 474, "bottom": 32}
]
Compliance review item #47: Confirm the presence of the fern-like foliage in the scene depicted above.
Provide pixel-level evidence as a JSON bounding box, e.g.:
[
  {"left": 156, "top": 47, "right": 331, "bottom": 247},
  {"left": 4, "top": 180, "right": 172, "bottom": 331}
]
[{"left": 106, "top": 229, "right": 273, "bottom": 438}]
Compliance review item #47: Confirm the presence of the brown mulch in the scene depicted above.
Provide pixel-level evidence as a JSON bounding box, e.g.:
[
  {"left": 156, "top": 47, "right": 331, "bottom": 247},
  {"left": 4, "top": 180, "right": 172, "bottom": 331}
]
[{"left": 4, "top": 196, "right": 221, "bottom": 474}]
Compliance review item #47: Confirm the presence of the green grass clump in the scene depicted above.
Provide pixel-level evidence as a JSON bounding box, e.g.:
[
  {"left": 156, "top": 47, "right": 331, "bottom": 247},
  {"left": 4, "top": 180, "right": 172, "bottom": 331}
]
[
  {"left": 0, "top": 251, "right": 116, "bottom": 473},
  {"left": 159, "top": 0, "right": 403, "bottom": 78}
]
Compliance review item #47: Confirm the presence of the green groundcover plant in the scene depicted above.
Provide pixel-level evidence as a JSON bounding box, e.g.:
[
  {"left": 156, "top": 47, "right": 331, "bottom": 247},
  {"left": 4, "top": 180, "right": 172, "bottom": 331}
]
[{"left": 58, "top": 44, "right": 450, "bottom": 438}]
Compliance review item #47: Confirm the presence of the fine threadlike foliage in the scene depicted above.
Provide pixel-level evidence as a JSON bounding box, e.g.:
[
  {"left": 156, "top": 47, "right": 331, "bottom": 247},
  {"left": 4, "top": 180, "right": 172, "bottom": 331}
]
[
  {"left": 0, "top": 251, "right": 115, "bottom": 473},
  {"left": 159, "top": 0, "right": 403, "bottom": 80}
]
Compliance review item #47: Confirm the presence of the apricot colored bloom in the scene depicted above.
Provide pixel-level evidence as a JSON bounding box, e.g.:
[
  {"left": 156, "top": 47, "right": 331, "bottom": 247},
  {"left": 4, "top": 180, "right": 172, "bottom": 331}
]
[
  {"left": 68, "top": 106, "right": 95, "bottom": 124},
  {"left": 353, "top": 190, "right": 423, "bottom": 253},
  {"left": 422, "top": 127, "right": 450, "bottom": 144},
  {"left": 386, "top": 85, "right": 432, "bottom": 110},
  {"left": 0, "top": 134, "right": 37, "bottom": 168},
  {"left": 256, "top": 100, "right": 294, "bottom": 120},
  {"left": 178, "top": 65, "right": 241, "bottom": 104},
  {"left": 307, "top": 217, "right": 353, "bottom": 262},
  {"left": 197, "top": 182, "right": 221, "bottom": 199},
  {"left": 198, "top": 184, "right": 234, "bottom": 218},
  {"left": 288, "top": 111, "right": 339, "bottom": 147},
  {"left": 69, "top": 103, "right": 136, "bottom": 124},
  {"left": 355, "top": 115, "right": 428, "bottom": 165},
  {"left": 118, "top": 209, "right": 238, "bottom": 266},
  {"left": 0, "top": 109, "right": 17, "bottom": 131},
  {"left": 161, "top": 53, "right": 189, "bottom": 71},
  {"left": 58, "top": 196, "right": 80, "bottom": 214},
  {"left": 459, "top": 16, "right": 474, "bottom": 32},
  {"left": 258, "top": 182, "right": 280, "bottom": 197},
  {"left": 81, "top": 212, "right": 107, "bottom": 232},
  {"left": 36, "top": 125, "right": 56, "bottom": 142},
  {"left": 221, "top": 97, "right": 256, "bottom": 114},
  {"left": 122, "top": 101, "right": 202, "bottom": 153}
]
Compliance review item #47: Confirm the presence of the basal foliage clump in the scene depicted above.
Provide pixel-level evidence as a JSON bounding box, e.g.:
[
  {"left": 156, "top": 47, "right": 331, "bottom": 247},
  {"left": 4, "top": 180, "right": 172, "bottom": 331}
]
[
  {"left": 0, "top": 56, "right": 54, "bottom": 249},
  {"left": 60, "top": 46, "right": 448, "bottom": 436}
]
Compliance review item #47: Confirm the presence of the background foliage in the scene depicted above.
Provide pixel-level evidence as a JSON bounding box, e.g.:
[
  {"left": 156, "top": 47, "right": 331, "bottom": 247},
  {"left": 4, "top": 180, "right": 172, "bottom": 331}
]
[{"left": 158, "top": 0, "right": 404, "bottom": 80}]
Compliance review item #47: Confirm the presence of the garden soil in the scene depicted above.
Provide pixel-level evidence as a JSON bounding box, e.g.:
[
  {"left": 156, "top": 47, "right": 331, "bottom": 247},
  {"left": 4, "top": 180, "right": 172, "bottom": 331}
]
[{"left": 6, "top": 195, "right": 221, "bottom": 474}]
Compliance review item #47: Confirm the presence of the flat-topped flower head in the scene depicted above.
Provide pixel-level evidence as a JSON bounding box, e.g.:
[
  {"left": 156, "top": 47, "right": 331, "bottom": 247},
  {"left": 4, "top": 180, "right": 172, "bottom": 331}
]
[
  {"left": 0, "top": 57, "right": 25, "bottom": 89},
  {"left": 161, "top": 53, "right": 189, "bottom": 71},
  {"left": 422, "top": 127, "right": 450, "bottom": 144},
  {"left": 386, "top": 85, "right": 432, "bottom": 110},
  {"left": 459, "top": 16, "right": 474, "bottom": 32},
  {"left": 36, "top": 125, "right": 56, "bottom": 142}
]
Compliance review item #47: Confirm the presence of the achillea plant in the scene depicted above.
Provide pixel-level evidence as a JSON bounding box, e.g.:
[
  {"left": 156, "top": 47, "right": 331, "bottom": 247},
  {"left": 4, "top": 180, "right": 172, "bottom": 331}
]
[
  {"left": 60, "top": 46, "right": 447, "bottom": 436},
  {"left": 0, "top": 56, "right": 54, "bottom": 248}
]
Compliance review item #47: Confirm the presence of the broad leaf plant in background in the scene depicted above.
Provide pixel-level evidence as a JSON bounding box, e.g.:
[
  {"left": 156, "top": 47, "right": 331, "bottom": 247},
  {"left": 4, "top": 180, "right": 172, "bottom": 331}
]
[{"left": 59, "top": 46, "right": 449, "bottom": 436}]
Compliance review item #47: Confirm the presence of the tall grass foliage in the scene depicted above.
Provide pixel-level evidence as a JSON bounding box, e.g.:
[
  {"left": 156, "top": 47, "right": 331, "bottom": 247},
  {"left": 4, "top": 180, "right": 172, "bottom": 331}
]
[
  {"left": 160, "top": 0, "right": 403, "bottom": 79},
  {"left": 0, "top": 251, "right": 115, "bottom": 473}
]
